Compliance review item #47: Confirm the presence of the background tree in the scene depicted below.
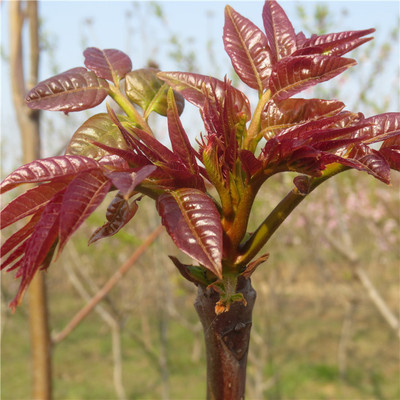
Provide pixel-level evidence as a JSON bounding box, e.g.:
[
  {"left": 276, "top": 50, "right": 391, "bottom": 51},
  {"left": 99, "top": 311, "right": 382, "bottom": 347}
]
[{"left": 9, "top": 2, "right": 52, "bottom": 398}]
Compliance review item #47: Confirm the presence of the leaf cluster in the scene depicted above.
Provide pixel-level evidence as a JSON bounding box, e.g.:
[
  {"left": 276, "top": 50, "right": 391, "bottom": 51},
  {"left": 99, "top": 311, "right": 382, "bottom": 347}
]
[{"left": 1, "top": 0, "right": 399, "bottom": 312}]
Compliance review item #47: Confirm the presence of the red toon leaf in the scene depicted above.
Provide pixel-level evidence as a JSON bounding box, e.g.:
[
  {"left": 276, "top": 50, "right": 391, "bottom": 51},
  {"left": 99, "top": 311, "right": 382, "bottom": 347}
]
[
  {"left": 262, "top": 0, "right": 297, "bottom": 61},
  {"left": 157, "top": 188, "right": 223, "bottom": 278},
  {"left": 83, "top": 47, "right": 132, "bottom": 81},
  {"left": 26, "top": 67, "right": 109, "bottom": 113},
  {"left": 0, "top": 181, "right": 68, "bottom": 229},
  {"left": 58, "top": 170, "right": 112, "bottom": 252},
  {"left": 224, "top": 5, "right": 272, "bottom": 91},
  {"left": 270, "top": 55, "right": 356, "bottom": 101},
  {"left": 89, "top": 192, "right": 140, "bottom": 244},
  {"left": 0, "top": 155, "right": 101, "bottom": 194}
]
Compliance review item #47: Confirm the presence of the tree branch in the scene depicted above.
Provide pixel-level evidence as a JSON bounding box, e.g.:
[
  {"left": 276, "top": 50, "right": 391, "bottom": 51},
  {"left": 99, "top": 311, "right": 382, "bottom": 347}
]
[{"left": 52, "top": 225, "right": 164, "bottom": 343}]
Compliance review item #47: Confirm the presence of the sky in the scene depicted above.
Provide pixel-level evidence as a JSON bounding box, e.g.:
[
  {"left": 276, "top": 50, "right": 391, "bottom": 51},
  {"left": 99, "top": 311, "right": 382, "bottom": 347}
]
[{"left": 1, "top": 0, "right": 399, "bottom": 175}]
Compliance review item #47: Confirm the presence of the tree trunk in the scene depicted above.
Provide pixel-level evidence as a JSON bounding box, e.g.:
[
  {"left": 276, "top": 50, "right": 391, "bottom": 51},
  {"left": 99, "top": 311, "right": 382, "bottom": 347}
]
[
  {"left": 194, "top": 278, "right": 256, "bottom": 400},
  {"left": 10, "top": 2, "right": 52, "bottom": 399}
]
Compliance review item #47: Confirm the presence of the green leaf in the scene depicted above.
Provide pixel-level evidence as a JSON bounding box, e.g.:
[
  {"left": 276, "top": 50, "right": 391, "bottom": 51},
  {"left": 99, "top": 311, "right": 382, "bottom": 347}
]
[
  {"left": 66, "top": 113, "right": 131, "bottom": 159},
  {"left": 125, "top": 68, "right": 184, "bottom": 119}
]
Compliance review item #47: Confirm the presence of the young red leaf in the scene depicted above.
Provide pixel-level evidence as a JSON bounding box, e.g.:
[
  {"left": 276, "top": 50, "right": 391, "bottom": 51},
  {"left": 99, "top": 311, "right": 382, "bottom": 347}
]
[
  {"left": 347, "top": 145, "right": 391, "bottom": 184},
  {"left": 26, "top": 67, "right": 109, "bottom": 113},
  {"left": 0, "top": 155, "right": 101, "bottom": 194},
  {"left": 83, "top": 47, "right": 132, "bottom": 81},
  {"left": 158, "top": 71, "right": 251, "bottom": 120},
  {"left": 301, "top": 29, "right": 375, "bottom": 57},
  {"left": 131, "top": 126, "right": 181, "bottom": 164},
  {"left": 58, "top": 170, "right": 112, "bottom": 252},
  {"left": 156, "top": 188, "right": 223, "bottom": 279},
  {"left": 1, "top": 212, "right": 42, "bottom": 258},
  {"left": 353, "top": 113, "right": 400, "bottom": 143},
  {"left": 88, "top": 192, "right": 139, "bottom": 244},
  {"left": 380, "top": 136, "right": 400, "bottom": 171},
  {"left": 125, "top": 68, "right": 184, "bottom": 118},
  {"left": 223, "top": 5, "right": 272, "bottom": 92},
  {"left": 0, "top": 181, "right": 68, "bottom": 229},
  {"left": 270, "top": 55, "right": 356, "bottom": 101},
  {"left": 262, "top": 0, "right": 297, "bottom": 62},
  {"left": 261, "top": 98, "right": 345, "bottom": 136},
  {"left": 167, "top": 88, "right": 200, "bottom": 176},
  {"left": 66, "top": 113, "right": 130, "bottom": 159},
  {"left": 8, "top": 191, "right": 64, "bottom": 311},
  {"left": 106, "top": 165, "right": 157, "bottom": 198}
]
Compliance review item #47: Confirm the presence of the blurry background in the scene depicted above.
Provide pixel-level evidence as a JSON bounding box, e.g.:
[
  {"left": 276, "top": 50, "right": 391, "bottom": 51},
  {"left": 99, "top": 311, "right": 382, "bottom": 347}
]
[{"left": 1, "top": 1, "right": 399, "bottom": 399}]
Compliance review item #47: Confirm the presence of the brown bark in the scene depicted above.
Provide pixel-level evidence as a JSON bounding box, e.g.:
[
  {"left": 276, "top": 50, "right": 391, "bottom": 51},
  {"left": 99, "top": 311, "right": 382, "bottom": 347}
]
[
  {"left": 194, "top": 278, "right": 256, "bottom": 400},
  {"left": 9, "top": 2, "right": 52, "bottom": 399}
]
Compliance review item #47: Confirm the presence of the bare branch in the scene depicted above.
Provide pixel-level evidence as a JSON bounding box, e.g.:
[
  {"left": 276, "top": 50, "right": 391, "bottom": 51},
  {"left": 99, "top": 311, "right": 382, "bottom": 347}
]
[{"left": 52, "top": 225, "right": 164, "bottom": 343}]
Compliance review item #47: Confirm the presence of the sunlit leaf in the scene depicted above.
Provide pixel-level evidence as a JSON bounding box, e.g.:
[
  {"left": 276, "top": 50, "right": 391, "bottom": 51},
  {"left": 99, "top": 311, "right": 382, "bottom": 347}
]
[
  {"left": 157, "top": 188, "right": 223, "bottom": 278},
  {"left": 66, "top": 113, "right": 130, "bottom": 159},
  {"left": 380, "top": 135, "right": 400, "bottom": 171},
  {"left": 0, "top": 155, "right": 101, "bottom": 194},
  {"left": 125, "top": 68, "right": 184, "bottom": 118},
  {"left": 58, "top": 170, "right": 112, "bottom": 252},
  {"left": 353, "top": 112, "right": 400, "bottom": 143},
  {"left": 261, "top": 98, "right": 345, "bottom": 135},
  {"left": 347, "top": 144, "right": 391, "bottom": 183},
  {"left": 158, "top": 71, "right": 251, "bottom": 120},
  {"left": 301, "top": 29, "right": 375, "bottom": 57},
  {"left": 270, "top": 55, "right": 356, "bottom": 100},
  {"left": 262, "top": 0, "right": 297, "bottom": 61},
  {"left": 223, "top": 5, "right": 272, "bottom": 91},
  {"left": 26, "top": 67, "right": 109, "bottom": 112},
  {"left": 83, "top": 47, "right": 132, "bottom": 81}
]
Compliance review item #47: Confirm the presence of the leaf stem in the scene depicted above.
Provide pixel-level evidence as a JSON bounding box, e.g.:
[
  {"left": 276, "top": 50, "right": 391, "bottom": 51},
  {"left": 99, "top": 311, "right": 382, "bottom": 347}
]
[
  {"left": 108, "top": 85, "right": 152, "bottom": 135},
  {"left": 235, "top": 164, "right": 348, "bottom": 266},
  {"left": 243, "top": 89, "right": 271, "bottom": 152}
]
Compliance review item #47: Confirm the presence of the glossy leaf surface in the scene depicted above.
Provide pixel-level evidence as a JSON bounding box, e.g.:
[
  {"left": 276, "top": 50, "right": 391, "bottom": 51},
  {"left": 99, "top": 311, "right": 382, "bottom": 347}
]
[
  {"left": 58, "top": 170, "right": 112, "bottom": 252},
  {"left": 262, "top": 0, "right": 297, "bottom": 61},
  {"left": 66, "top": 113, "right": 130, "bottom": 159},
  {"left": 380, "top": 136, "right": 400, "bottom": 171},
  {"left": 125, "top": 68, "right": 184, "bottom": 118},
  {"left": 158, "top": 71, "right": 251, "bottom": 120},
  {"left": 302, "top": 29, "right": 375, "bottom": 57},
  {"left": 224, "top": 5, "right": 272, "bottom": 91},
  {"left": 26, "top": 67, "right": 109, "bottom": 112},
  {"left": 270, "top": 55, "right": 356, "bottom": 100},
  {"left": 0, "top": 156, "right": 101, "bottom": 194},
  {"left": 83, "top": 47, "right": 132, "bottom": 81},
  {"left": 157, "top": 188, "right": 223, "bottom": 278},
  {"left": 354, "top": 113, "right": 400, "bottom": 143},
  {"left": 261, "top": 98, "right": 345, "bottom": 135}
]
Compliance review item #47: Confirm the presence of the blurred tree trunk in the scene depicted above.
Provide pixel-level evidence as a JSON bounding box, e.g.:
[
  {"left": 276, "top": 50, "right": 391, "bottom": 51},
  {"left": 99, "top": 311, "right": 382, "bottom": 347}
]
[{"left": 10, "top": 2, "right": 52, "bottom": 399}]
